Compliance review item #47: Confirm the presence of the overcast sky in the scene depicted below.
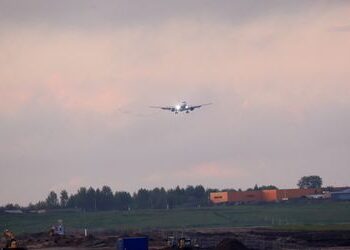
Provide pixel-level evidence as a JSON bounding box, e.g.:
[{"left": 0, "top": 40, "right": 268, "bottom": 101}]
[{"left": 1, "top": 1, "right": 350, "bottom": 205}]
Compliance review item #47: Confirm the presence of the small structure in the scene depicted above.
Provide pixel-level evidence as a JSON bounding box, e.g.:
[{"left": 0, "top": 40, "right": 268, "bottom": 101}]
[
  {"left": 117, "top": 237, "right": 148, "bottom": 250},
  {"left": 3, "top": 229, "right": 16, "bottom": 248},
  {"left": 49, "top": 220, "right": 65, "bottom": 236},
  {"left": 166, "top": 235, "right": 199, "bottom": 249},
  {"left": 4, "top": 209, "right": 23, "bottom": 214},
  {"left": 29, "top": 209, "right": 46, "bottom": 214},
  {"left": 210, "top": 188, "right": 323, "bottom": 204},
  {"left": 306, "top": 194, "right": 326, "bottom": 199},
  {"left": 331, "top": 189, "right": 350, "bottom": 201}
]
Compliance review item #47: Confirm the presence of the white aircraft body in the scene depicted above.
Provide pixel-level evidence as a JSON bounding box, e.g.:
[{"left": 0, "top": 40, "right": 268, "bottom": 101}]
[{"left": 150, "top": 101, "right": 212, "bottom": 114}]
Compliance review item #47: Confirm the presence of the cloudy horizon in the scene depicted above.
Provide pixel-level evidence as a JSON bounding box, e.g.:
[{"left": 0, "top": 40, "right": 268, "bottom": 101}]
[{"left": 1, "top": 0, "right": 349, "bottom": 205}]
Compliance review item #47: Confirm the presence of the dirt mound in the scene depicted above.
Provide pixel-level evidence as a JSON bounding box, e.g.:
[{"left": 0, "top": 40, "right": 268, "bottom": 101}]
[{"left": 215, "top": 238, "right": 249, "bottom": 250}]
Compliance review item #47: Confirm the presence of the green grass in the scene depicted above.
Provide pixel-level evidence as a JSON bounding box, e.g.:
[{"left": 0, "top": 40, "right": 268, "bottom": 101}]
[
  {"left": 275, "top": 224, "right": 350, "bottom": 231},
  {"left": 1, "top": 201, "right": 350, "bottom": 234}
]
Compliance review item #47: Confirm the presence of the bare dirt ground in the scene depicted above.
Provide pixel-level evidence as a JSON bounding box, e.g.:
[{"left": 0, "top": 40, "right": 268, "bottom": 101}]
[{"left": 9, "top": 228, "right": 350, "bottom": 250}]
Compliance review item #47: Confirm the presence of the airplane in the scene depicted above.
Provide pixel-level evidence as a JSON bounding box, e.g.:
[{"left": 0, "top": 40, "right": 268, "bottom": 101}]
[{"left": 150, "top": 101, "right": 212, "bottom": 114}]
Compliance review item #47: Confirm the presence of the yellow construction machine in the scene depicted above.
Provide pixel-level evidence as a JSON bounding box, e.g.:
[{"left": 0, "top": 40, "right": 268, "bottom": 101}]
[{"left": 3, "top": 229, "right": 17, "bottom": 249}]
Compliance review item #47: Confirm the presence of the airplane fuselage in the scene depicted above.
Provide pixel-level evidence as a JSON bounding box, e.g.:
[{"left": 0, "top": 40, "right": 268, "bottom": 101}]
[
  {"left": 150, "top": 101, "right": 211, "bottom": 114},
  {"left": 174, "top": 101, "right": 192, "bottom": 113}
]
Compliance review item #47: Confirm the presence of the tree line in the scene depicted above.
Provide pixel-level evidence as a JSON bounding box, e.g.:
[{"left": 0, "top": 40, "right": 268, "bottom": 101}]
[
  {"left": 28, "top": 185, "right": 216, "bottom": 211},
  {"left": 2, "top": 184, "right": 275, "bottom": 211},
  {"left": 1, "top": 175, "right": 323, "bottom": 211}
]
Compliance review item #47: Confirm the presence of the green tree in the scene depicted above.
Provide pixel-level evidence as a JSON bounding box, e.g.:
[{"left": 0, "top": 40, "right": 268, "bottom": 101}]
[
  {"left": 76, "top": 187, "right": 88, "bottom": 210},
  {"left": 35, "top": 201, "right": 47, "bottom": 209},
  {"left": 4, "top": 203, "right": 20, "bottom": 210},
  {"left": 60, "top": 190, "right": 69, "bottom": 208},
  {"left": 297, "top": 175, "right": 323, "bottom": 189},
  {"left": 134, "top": 188, "right": 150, "bottom": 209},
  {"left": 194, "top": 185, "right": 206, "bottom": 205},
  {"left": 114, "top": 191, "right": 132, "bottom": 210},
  {"left": 46, "top": 191, "right": 59, "bottom": 208},
  {"left": 259, "top": 185, "right": 278, "bottom": 190},
  {"left": 86, "top": 187, "right": 97, "bottom": 211},
  {"left": 150, "top": 187, "right": 167, "bottom": 209},
  {"left": 100, "top": 186, "right": 114, "bottom": 210}
]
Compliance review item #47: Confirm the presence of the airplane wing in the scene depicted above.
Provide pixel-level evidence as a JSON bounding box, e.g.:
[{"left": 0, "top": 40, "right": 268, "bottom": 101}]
[
  {"left": 149, "top": 106, "right": 175, "bottom": 111},
  {"left": 188, "top": 103, "right": 212, "bottom": 110}
]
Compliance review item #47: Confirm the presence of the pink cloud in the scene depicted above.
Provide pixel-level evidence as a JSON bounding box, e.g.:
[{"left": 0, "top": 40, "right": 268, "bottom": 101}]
[
  {"left": 1, "top": 7, "right": 349, "bottom": 119},
  {"left": 43, "top": 75, "right": 127, "bottom": 114},
  {"left": 0, "top": 6, "right": 349, "bottom": 126},
  {"left": 0, "top": 87, "right": 33, "bottom": 115},
  {"left": 179, "top": 162, "right": 247, "bottom": 179},
  {"left": 144, "top": 162, "right": 248, "bottom": 186},
  {"left": 0, "top": 76, "right": 127, "bottom": 116}
]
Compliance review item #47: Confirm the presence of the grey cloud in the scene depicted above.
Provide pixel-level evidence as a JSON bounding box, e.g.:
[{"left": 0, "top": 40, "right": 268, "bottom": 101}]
[
  {"left": 0, "top": 0, "right": 341, "bottom": 29},
  {"left": 1, "top": 1, "right": 350, "bottom": 205},
  {"left": 1, "top": 88, "right": 350, "bottom": 204}
]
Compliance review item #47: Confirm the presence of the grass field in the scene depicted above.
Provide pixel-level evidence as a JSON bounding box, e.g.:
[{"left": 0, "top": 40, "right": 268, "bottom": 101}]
[{"left": 1, "top": 201, "right": 350, "bottom": 234}]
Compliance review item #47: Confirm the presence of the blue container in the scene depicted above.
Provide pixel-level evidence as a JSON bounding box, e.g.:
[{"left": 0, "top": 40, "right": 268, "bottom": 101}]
[{"left": 117, "top": 237, "right": 148, "bottom": 250}]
